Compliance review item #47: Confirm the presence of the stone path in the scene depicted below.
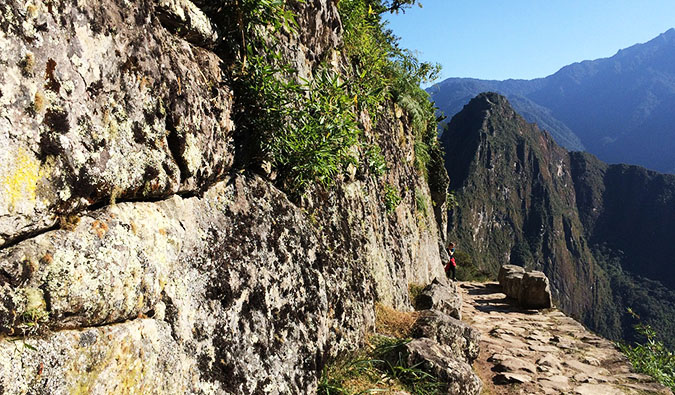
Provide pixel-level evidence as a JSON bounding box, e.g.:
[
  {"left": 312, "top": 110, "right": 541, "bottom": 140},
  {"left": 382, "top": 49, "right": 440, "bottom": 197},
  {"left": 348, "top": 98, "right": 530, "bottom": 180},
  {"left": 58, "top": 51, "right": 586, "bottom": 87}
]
[{"left": 459, "top": 282, "right": 672, "bottom": 395}]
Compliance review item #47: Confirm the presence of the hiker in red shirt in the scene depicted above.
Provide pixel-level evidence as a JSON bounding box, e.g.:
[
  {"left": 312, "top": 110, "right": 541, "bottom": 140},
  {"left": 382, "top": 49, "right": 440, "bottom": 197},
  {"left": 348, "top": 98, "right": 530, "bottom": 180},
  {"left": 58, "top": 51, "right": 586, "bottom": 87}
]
[{"left": 445, "top": 242, "right": 456, "bottom": 280}]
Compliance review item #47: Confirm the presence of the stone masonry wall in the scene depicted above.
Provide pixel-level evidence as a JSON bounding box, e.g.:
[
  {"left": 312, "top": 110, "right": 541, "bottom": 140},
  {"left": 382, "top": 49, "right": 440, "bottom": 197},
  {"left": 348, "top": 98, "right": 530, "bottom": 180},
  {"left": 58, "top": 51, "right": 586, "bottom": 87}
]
[{"left": 0, "top": 0, "right": 447, "bottom": 393}]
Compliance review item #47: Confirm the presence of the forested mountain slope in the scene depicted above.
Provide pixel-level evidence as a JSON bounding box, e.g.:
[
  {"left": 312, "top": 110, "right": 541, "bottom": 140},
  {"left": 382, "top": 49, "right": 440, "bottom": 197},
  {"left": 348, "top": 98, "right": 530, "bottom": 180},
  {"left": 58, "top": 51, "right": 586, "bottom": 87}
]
[{"left": 442, "top": 93, "right": 675, "bottom": 347}]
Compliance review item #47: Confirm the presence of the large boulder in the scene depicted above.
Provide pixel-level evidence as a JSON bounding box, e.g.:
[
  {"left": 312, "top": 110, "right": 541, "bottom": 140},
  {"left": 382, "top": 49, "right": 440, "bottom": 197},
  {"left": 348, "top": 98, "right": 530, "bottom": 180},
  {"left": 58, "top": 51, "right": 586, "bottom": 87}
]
[
  {"left": 501, "top": 272, "right": 524, "bottom": 300},
  {"left": 416, "top": 277, "right": 462, "bottom": 319},
  {"left": 404, "top": 338, "right": 482, "bottom": 395},
  {"left": 518, "top": 271, "right": 552, "bottom": 309},
  {"left": 411, "top": 310, "right": 480, "bottom": 363},
  {"left": 498, "top": 265, "right": 525, "bottom": 285}
]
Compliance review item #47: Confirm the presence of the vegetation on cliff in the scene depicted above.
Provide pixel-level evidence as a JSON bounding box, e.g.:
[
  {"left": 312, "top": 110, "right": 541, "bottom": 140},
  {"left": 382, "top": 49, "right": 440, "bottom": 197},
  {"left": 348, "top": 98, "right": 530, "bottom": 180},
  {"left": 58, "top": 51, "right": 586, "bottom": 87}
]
[
  {"left": 219, "top": 0, "right": 445, "bottom": 203},
  {"left": 618, "top": 311, "right": 675, "bottom": 391},
  {"left": 0, "top": 0, "right": 455, "bottom": 392}
]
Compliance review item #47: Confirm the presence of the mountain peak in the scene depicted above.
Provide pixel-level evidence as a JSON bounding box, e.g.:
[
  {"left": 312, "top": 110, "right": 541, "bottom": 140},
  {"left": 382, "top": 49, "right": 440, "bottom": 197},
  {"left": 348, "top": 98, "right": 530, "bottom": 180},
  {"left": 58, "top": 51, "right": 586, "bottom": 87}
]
[
  {"left": 469, "top": 91, "right": 509, "bottom": 108},
  {"left": 441, "top": 91, "right": 563, "bottom": 192},
  {"left": 659, "top": 27, "right": 675, "bottom": 42},
  {"left": 458, "top": 92, "right": 517, "bottom": 122},
  {"left": 458, "top": 92, "right": 525, "bottom": 131},
  {"left": 431, "top": 28, "right": 675, "bottom": 173}
]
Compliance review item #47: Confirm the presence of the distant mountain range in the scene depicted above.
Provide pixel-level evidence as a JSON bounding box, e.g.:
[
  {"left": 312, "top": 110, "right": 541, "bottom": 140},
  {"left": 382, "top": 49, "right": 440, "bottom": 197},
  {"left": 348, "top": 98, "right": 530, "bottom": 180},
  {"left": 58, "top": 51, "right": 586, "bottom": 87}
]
[
  {"left": 442, "top": 92, "right": 675, "bottom": 348},
  {"left": 429, "top": 28, "right": 675, "bottom": 173}
]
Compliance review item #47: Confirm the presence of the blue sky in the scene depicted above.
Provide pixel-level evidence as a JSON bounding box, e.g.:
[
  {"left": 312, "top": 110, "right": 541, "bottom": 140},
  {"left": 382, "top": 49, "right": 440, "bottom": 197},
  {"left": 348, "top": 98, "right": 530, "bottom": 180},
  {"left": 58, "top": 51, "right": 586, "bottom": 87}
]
[{"left": 385, "top": 1, "right": 675, "bottom": 82}]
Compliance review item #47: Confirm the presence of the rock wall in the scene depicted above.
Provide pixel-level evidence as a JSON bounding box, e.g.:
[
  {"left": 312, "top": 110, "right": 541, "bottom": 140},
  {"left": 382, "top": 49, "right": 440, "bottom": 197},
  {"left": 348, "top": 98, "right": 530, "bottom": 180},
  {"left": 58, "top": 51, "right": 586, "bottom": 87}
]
[{"left": 0, "top": 0, "right": 447, "bottom": 393}]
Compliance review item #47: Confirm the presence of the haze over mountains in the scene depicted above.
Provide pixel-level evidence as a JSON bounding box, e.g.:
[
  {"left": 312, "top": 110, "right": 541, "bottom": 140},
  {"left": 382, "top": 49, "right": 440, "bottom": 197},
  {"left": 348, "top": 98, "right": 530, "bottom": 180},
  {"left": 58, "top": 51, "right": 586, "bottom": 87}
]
[{"left": 430, "top": 28, "right": 675, "bottom": 173}]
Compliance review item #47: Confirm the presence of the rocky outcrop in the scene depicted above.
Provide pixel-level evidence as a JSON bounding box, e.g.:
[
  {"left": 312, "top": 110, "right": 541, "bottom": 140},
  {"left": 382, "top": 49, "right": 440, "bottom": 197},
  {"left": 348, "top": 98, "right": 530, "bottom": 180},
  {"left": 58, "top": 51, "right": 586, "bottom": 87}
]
[
  {"left": 0, "top": 0, "right": 234, "bottom": 247},
  {"left": 0, "top": 0, "right": 451, "bottom": 393},
  {"left": 460, "top": 282, "right": 672, "bottom": 395},
  {"left": 416, "top": 277, "right": 462, "bottom": 319},
  {"left": 498, "top": 265, "right": 552, "bottom": 309},
  {"left": 501, "top": 271, "right": 524, "bottom": 301},
  {"left": 394, "top": 279, "right": 483, "bottom": 393},
  {"left": 404, "top": 338, "right": 483, "bottom": 395},
  {"left": 519, "top": 271, "right": 553, "bottom": 309},
  {"left": 411, "top": 309, "right": 480, "bottom": 363},
  {"left": 498, "top": 264, "right": 524, "bottom": 284}
]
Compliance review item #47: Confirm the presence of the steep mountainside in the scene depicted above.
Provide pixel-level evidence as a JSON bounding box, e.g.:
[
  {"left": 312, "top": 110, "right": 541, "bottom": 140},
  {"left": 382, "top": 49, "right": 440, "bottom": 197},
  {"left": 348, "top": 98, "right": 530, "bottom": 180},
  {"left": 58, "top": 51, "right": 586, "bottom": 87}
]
[
  {"left": 0, "top": 1, "right": 454, "bottom": 393},
  {"left": 430, "top": 79, "right": 584, "bottom": 151},
  {"left": 431, "top": 28, "right": 675, "bottom": 173},
  {"left": 442, "top": 93, "right": 675, "bottom": 347}
]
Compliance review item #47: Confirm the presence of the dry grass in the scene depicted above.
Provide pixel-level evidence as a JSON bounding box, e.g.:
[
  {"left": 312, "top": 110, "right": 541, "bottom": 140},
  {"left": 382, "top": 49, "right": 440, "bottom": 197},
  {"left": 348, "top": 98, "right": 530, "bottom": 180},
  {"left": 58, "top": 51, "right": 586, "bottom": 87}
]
[
  {"left": 375, "top": 303, "right": 419, "bottom": 339},
  {"left": 319, "top": 303, "right": 443, "bottom": 394}
]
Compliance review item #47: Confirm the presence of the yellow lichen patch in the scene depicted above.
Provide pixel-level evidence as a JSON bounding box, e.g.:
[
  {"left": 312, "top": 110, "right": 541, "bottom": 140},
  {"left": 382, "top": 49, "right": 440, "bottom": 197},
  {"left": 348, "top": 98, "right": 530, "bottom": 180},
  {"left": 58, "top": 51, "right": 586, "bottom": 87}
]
[
  {"left": 58, "top": 214, "right": 81, "bottom": 231},
  {"left": 40, "top": 253, "right": 53, "bottom": 265},
  {"left": 26, "top": 4, "right": 38, "bottom": 18},
  {"left": 33, "top": 91, "right": 45, "bottom": 113},
  {"left": 1, "top": 148, "right": 45, "bottom": 212},
  {"left": 91, "top": 220, "right": 109, "bottom": 239},
  {"left": 21, "top": 52, "right": 35, "bottom": 74},
  {"left": 24, "top": 288, "right": 46, "bottom": 311},
  {"left": 68, "top": 324, "right": 150, "bottom": 395}
]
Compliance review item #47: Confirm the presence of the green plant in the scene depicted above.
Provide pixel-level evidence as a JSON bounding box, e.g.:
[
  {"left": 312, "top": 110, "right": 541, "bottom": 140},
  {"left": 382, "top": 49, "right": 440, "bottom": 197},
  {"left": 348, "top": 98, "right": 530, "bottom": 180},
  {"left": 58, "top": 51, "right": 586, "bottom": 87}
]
[
  {"left": 617, "top": 309, "right": 675, "bottom": 391},
  {"left": 387, "top": 49, "right": 441, "bottom": 181},
  {"left": 19, "top": 308, "right": 49, "bottom": 336},
  {"left": 318, "top": 335, "right": 443, "bottom": 395},
  {"left": 371, "top": 336, "right": 443, "bottom": 395},
  {"left": 383, "top": 183, "right": 402, "bottom": 213},
  {"left": 413, "top": 139, "right": 430, "bottom": 176},
  {"left": 446, "top": 191, "right": 458, "bottom": 211},
  {"left": 415, "top": 189, "right": 427, "bottom": 216},
  {"left": 339, "top": 0, "right": 443, "bottom": 181},
  {"left": 224, "top": 4, "right": 365, "bottom": 198},
  {"left": 364, "top": 144, "right": 388, "bottom": 177},
  {"left": 224, "top": 0, "right": 445, "bottom": 200},
  {"left": 379, "top": 0, "right": 423, "bottom": 14},
  {"left": 270, "top": 71, "right": 361, "bottom": 196}
]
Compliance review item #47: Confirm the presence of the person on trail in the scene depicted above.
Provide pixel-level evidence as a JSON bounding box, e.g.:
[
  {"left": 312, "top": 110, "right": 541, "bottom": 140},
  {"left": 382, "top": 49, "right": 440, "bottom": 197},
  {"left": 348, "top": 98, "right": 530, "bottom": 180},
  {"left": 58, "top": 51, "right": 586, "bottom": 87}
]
[{"left": 444, "top": 242, "right": 456, "bottom": 280}]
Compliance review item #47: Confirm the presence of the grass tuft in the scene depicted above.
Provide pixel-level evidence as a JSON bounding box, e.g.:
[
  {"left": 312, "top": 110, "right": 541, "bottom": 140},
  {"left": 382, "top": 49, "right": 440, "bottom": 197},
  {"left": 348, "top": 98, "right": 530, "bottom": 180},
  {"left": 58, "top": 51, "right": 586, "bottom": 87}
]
[
  {"left": 375, "top": 303, "right": 418, "bottom": 339},
  {"left": 383, "top": 184, "right": 402, "bottom": 214},
  {"left": 319, "top": 302, "right": 445, "bottom": 394}
]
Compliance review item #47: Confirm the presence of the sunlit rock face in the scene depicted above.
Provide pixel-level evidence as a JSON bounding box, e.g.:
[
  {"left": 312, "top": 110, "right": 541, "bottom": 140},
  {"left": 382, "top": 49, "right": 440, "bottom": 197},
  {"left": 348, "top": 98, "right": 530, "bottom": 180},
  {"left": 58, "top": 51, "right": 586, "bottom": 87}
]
[{"left": 0, "top": 0, "right": 448, "bottom": 393}]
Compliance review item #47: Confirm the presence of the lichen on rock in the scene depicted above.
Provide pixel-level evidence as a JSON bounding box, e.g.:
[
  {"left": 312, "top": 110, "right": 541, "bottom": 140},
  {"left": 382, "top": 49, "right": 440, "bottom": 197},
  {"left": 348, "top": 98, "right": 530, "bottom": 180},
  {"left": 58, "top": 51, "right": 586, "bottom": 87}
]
[{"left": 0, "top": 0, "right": 454, "bottom": 393}]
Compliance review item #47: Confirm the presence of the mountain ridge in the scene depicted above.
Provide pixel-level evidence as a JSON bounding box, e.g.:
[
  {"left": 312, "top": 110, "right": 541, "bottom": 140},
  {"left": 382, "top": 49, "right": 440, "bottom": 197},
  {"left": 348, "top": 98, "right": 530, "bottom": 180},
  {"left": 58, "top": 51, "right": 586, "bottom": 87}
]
[{"left": 431, "top": 28, "right": 675, "bottom": 173}]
